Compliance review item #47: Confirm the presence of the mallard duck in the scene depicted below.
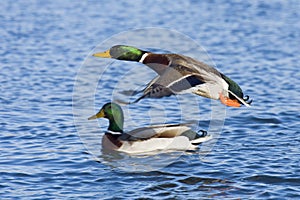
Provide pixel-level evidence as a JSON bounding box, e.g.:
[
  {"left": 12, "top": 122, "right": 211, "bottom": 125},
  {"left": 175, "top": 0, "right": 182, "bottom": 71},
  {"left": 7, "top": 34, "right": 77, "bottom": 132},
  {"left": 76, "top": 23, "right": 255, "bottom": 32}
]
[
  {"left": 88, "top": 102, "right": 210, "bottom": 154},
  {"left": 93, "top": 45, "right": 252, "bottom": 107}
]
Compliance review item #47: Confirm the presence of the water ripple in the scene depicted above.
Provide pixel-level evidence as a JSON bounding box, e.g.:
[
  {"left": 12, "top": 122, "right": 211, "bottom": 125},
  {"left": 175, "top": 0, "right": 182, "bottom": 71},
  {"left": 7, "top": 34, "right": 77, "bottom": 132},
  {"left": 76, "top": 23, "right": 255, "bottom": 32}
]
[
  {"left": 245, "top": 175, "right": 300, "bottom": 186},
  {"left": 1, "top": 0, "right": 300, "bottom": 199}
]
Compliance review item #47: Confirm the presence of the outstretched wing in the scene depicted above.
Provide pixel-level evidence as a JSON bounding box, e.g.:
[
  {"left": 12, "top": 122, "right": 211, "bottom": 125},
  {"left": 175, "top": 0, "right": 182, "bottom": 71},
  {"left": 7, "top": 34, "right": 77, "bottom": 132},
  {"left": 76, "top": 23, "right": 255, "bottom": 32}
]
[
  {"left": 133, "top": 71, "right": 208, "bottom": 103},
  {"left": 135, "top": 53, "right": 230, "bottom": 103}
]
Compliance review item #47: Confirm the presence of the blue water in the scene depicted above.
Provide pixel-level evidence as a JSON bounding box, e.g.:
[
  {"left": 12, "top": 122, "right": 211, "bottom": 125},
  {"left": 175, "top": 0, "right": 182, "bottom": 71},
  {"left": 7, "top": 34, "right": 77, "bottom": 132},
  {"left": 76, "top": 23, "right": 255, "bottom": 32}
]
[{"left": 1, "top": 0, "right": 300, "bottom": 199}]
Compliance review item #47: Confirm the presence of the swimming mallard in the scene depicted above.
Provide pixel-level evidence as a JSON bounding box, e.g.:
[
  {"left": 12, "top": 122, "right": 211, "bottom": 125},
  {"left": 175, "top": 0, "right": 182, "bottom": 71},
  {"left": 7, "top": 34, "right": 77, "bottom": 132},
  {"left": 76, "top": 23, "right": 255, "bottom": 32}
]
[
  {"left": 93, "top": 45, "right": 252, "bottom": 107},
  {"left": 88, "top": 102, "right": 210, "bottom": 154}
]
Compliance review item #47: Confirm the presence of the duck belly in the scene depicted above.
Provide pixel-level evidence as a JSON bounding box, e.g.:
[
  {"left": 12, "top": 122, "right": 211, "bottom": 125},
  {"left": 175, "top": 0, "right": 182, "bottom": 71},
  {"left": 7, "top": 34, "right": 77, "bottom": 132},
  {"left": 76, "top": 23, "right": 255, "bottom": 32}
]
[{"left": 118, "top": 136, "right": 197, "bottom": 154}]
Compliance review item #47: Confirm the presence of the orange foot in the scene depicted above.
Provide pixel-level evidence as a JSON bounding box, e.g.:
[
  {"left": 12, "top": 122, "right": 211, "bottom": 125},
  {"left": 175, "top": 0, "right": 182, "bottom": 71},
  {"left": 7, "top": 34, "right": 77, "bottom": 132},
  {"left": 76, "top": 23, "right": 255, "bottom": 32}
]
[{"left": 219, "top": 93, "right": 241, "bottom": 107}]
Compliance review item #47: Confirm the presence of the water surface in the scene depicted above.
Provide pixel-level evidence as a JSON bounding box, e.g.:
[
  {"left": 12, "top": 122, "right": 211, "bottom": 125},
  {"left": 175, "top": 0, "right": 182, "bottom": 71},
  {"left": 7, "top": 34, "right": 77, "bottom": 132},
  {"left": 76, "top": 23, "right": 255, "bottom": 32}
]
[{"left": 1, "top": 0, "right": 300, "bottom": 199}]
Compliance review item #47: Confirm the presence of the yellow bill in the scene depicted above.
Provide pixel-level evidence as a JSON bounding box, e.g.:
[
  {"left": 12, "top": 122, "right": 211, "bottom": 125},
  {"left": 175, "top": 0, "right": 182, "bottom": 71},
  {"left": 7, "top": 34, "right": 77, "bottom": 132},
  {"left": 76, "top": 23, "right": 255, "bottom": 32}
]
[
  {"left": 93, "top": 50, "right": 111, "bottom": 58},
  {"left": 88, "top": 109, "right": 105, "bottom": 120}
]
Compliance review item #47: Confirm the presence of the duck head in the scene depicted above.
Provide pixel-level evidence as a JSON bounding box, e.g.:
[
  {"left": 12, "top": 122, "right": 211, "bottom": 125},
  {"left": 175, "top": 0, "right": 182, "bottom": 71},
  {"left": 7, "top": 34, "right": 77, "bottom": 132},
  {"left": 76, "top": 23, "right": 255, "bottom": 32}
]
[
  {"left": 221, "top": 74, "right": 252, "bottom": 107},
  {"left": 88, "top": 102, "right": 124, "bottom": 132},
  {"left": 93, "top": 45, "right": 147, "bottom": 62}
]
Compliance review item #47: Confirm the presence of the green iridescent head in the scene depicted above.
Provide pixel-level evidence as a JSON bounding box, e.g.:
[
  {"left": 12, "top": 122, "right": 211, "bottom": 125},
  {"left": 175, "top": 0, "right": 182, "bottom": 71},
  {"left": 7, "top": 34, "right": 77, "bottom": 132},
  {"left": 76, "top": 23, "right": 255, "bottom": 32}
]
[
  {"left": 88, "top": 102, "right": 124, "bottom": 132},
  {"left": 93, "top": 45, "right": 146, "bottom": 61},
  {"left": 221, "top": 74, "right": 243, "bottom": 99}
]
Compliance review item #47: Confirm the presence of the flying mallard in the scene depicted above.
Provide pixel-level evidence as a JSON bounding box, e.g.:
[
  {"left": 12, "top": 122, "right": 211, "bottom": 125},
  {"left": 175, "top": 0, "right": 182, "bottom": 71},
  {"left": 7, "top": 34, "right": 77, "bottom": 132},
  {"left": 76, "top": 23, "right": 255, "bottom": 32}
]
[
  {"left": 88, "top": 102, "right": 210, "bottom": 154},
  {"left": 93, "top": 45, "right": 252, "bottom": 107}
]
